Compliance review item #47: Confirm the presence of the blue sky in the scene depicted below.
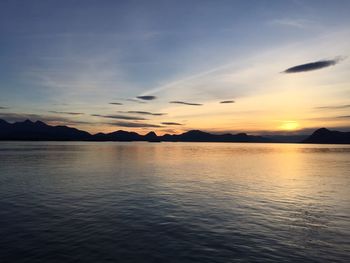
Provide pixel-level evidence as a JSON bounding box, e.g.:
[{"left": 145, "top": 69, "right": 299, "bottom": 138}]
[{"left": 1, "top": 0, "right": 350, "bottom": 134}]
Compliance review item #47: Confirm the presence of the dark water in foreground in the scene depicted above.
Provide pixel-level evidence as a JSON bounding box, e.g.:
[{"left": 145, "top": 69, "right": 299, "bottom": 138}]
[{"left": 0, "top": 142, "right": 349, "bottom": 263}]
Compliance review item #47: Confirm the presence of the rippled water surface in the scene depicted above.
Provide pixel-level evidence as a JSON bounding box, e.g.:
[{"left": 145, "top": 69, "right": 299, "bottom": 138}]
[{"left": 0, "top": 142, "right": 349, "bottom": 262}]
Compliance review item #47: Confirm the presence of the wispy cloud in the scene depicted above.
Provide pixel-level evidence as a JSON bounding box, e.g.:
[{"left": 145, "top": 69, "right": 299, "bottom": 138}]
[
  {"left": 49, "top": 111, "right": 84, "bottom": 115},
  {"left": 315, "top": 104, "right": 350, "bottom": 109},
  {"left": 136, "top": 95, "right": 157, "bottom": 101},
  {"left": 0, "top": 106, "right": 9, "bottom": 109},
  {"left": 169, "top": 101, "right": 203, "bottom": 106},
  {"left": 306, "top": 115, "right": 350, "bottom": 121},
  {"left": 269, "top": 18, "right": 310, "bottom": 28},
  {"left": 109, "top": 121, "right": 163, "bottom": 128},
  {"left": 161, "top": 122, "right": 183, "bottom": 125},
  {"left": 109, "top": 102, "right": 123, "bottom": 105},
  {"left": 91, "top": 114, "right": 147, "bottom": 120},
  {"left": 140, "top": 62, "right": 238, "bottom": 96},
  {"left": 125, "top": 99, "right": 146, "bottom": 104},
  {"left": 220, "top": 100, "right": 235, "bottom": 104},
  {"left": 283, "top": 58, "right": 343, "bottom": 73},
  {"left": 118, "top": 111, "right": 166, "bottom": 116},
  {"left": 336, "top": 115, "right": 350, "bottom": 119}
]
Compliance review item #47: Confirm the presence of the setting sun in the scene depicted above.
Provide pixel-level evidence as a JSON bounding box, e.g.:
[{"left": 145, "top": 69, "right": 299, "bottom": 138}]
[{"left": 280, "top": 121, "right": 299, "bottom": 131}]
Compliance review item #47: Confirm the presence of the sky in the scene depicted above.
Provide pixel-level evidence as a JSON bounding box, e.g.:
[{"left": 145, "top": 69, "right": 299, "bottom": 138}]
[{"left": 0, "top": 0, "right": 349, "bottom": 135}]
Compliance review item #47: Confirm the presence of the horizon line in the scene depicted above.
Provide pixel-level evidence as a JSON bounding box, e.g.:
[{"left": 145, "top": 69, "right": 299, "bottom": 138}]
[{"left": 0, "top": 118, "right": 345, "bottom": 137}]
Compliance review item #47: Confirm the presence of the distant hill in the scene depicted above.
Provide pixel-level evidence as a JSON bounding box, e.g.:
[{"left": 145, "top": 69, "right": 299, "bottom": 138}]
[
  {"left": 93, "top": 129, "right": 273, "bottom": 143},
  {"left": 159, "top": 130, "right": 272, "bottom": 142},
  {"left": 1, "top": 119, "right": 349, "bottom": 144},
  {"left": 0, "top": 119, "right": 274, "bottom": 142},
  {"left": 0, "top": 119, "right": 92, "bottom": 141},
  {"left": 303, "top": 128, "right": 350, "bottom": 144},
  {"left": 93, "top": 130, "right": 143, "bottom": 141}
]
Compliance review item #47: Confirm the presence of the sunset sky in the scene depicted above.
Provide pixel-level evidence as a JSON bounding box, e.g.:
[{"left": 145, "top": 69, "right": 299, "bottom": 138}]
[{"left": 0, "top": 0, "right": 349, "bottom": 135}]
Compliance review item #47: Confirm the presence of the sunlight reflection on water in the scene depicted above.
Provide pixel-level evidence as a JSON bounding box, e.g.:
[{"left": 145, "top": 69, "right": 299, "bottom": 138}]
[{"left": 0, "top": 142, "right": 349, "bottom": 262}]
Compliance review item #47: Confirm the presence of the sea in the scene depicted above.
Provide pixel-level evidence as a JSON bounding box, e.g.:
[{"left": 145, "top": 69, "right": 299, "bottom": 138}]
[{"left": 0, "top": 142, "right": 349, "bottom": 262}]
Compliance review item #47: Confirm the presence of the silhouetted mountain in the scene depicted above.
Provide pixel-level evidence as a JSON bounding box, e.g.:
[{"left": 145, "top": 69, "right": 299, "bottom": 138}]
[
  {"left": 0, "top": 119, "right": 91, "bottom": 141},
  {"left": 144, "top": 131, "right": 160, "bottom": 142},
  {"left": 303, "top": 128, "right": 350, "bottom": 144},
  {"left": 93, "top": 130, "right": 143, "bottom": 141},
  {"left": 0, "top": 119, "right": 11, "bottom": 129},
  {"left": 0, "top": 119, "right": 275, "bottom": 142},
  {"left": 2, "top": 119, "right": 347, "bottom": 144},
  {"left": 159, "top": 130, "right": 272, "bottom": 143}
]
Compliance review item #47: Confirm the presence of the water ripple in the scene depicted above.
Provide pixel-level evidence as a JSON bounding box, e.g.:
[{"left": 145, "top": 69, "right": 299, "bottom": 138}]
[{"left": 0, "top": 142, "right": 349, "bottom": 262}]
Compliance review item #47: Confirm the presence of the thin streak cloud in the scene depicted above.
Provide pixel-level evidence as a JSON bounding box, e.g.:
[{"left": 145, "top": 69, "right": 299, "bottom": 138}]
[
  {"left": 140, "top": 61, "right": 240, "bottom": 96},
  {"left": 269, "top": 18, "right": 310, "bottom": 28},
  {"left": 316, "top": 104, "right": 350, "bottom": 109},
  {"left": 49, "top": 111, "right": 84, "bottom": 115},
  {"left": 169, "top": 101, "right": 203, "bottom": 106},
  {"left": 91, "top": 114, "right": 147, "bottom": 120},
  {"left": 125, "top": 99, "right": 147, "bottom": 104},
  {"left": 161, "top": 122, "right": 183, "bottom": 125},
  {"left": 220, "top": 100, "right": 235, "bottom": 104},
  {"left": 109, "top": 102, "right": 123, "bottom": 105},
  {"left": 109, "top": 121, "right": 163, "bottom": 128},
  {"left": 118, "top": 111, "right": 166, "bottom": 116}
]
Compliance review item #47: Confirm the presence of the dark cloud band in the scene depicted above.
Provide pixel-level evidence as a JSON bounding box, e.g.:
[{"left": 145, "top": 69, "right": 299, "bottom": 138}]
[
  {"left": 137, "top": 96, "right": 157, "bottom": 101},
  {"left": 283, "top": 58, "right": 341, "bottom": 73}
]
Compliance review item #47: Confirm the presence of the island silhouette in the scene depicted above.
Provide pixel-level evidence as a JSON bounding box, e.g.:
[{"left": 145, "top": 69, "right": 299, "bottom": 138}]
[{"left": 0, "top": 119, "right": 349, "bottom": 144}]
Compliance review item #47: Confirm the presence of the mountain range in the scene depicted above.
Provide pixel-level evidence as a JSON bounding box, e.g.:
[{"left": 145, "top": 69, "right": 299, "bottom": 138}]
[{"left": 0, "top": 119, "right": 349, "bottom": 144}]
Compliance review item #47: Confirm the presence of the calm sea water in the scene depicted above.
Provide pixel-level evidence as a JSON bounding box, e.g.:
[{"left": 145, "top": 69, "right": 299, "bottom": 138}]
[{"left": 0, "top": 142, "right": 349, "bottom": 263}]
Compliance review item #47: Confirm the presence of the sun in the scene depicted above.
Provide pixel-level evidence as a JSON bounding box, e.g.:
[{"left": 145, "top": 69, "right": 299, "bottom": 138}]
[{"left": 279, "top": 121, "right": 299, "bottom": 131}]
